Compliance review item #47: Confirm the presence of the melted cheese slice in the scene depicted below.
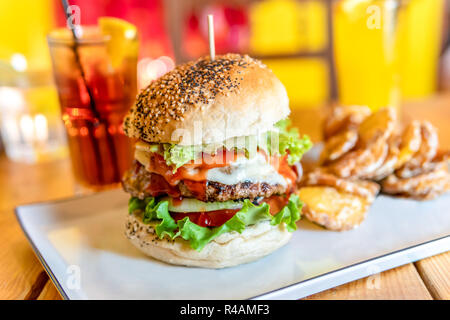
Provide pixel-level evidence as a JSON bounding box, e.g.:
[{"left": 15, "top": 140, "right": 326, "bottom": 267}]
[{"left": 207, "top": 153, "right": 287, "bottom": 186}]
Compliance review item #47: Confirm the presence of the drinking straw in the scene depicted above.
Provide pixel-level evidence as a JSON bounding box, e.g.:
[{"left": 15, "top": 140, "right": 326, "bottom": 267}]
[{"left": 61, "top": 0, "right": 119, "bottom": 183}]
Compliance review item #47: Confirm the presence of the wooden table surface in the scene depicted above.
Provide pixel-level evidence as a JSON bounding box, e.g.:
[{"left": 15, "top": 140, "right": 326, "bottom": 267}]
[{"left": 1, "top": 94, "right": 449, "bottom": 300}]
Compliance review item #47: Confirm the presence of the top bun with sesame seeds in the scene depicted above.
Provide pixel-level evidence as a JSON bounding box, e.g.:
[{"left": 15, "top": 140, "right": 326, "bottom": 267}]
[{"left": 123, "top": 54, "right": 290, "bottom": 146}]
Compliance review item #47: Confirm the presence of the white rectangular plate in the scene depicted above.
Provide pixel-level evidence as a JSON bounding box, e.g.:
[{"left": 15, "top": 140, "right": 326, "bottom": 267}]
[{"left": 16, "top": 189, "right": 450, "bottom": 300}]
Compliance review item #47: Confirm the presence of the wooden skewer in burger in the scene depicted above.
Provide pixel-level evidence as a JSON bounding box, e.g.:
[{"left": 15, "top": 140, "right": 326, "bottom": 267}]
[{"left": 121, "top": 16, "right": 312, "bottom": 268}]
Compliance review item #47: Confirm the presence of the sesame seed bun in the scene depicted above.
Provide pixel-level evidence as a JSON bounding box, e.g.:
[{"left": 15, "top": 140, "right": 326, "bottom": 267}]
[
  {"left": 125, "top": 213, "right": 292, "bottom": 269},
  {"left": 123, "top": 54, "right": 290, "bottom": 146}
]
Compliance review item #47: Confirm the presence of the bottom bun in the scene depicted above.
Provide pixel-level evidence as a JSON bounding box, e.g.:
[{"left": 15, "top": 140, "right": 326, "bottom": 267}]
[{"left": 125, "top": 213, "right": 292, "bottom": 269}]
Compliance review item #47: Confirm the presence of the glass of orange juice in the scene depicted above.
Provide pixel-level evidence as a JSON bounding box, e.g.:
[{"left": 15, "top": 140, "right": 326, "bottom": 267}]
[
  {"left": 333, "top": 0, "right": 402, "bottom": 110},
  {"left": 397, "top": 0, "right": 445, "bottom": 99}
]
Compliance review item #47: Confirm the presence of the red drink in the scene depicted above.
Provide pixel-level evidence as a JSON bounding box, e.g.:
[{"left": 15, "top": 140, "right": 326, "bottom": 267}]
[{"left": 48, "top": 27, "right": 137, "bottom": 189}]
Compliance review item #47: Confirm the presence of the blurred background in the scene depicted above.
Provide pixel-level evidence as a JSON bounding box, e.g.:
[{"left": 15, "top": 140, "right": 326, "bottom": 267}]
[{"left": 0, "top": 0, "right": 449, "bottom": 168}]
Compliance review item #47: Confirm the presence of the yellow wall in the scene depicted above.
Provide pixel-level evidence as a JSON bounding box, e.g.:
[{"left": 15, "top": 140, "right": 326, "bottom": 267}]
[
  {"left": 0, "top": 0, "right": 56, "bottom": 72},
  {"left": 264, "top": 58, "right": 329, "bottom": 108},
  {"left": 250, "top": 0, "right": 329, "bottom": 108}
]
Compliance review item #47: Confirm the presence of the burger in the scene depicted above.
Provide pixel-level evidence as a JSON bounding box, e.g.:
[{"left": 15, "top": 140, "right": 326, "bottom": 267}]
[{"left": 122, "top": 54, "right": 312, "bottom": 268}]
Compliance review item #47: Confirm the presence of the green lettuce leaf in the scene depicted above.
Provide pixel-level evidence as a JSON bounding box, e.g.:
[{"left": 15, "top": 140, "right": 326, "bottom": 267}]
[
  {"left": 266, "top": 119, "right": 313, "bottom": 165},
  {"left": 162, "top": 144, "right": 199, "bottom": 169},
  {"left": 129, "top": 194, "right": 303, "bottom": 251},
  {"left": 146, "top": 118, "right": 312, "bottom": 169},
  {"left": 270, "top": 195, "right": 301, "bottom": 232},
  {"left": 128, "top": 196, "right": 153, "bottom": 214}
]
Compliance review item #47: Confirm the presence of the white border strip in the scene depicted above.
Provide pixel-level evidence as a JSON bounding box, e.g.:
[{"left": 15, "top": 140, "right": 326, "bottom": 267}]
[{"left": 252, "top": 236, "right": 449, "bottom": 299}]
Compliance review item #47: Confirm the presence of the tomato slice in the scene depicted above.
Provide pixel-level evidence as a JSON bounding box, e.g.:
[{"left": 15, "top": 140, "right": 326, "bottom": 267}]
[
  {"left": 145, "top": 148, "right": 242, "bottom": 185},
  {"left": 171, "top": 209, "right": 239, "bottom": 227},
  {"left": 145, "top": 152, "right": 180, "bottom": 185},
  {"left": 144, "top": 172, "right": 181, "bottom": 198},
  {"left": 270, "top": 154, "right": 298, "bottom": 187},
  {"left": 169, "top": 194, "right": 294, "bottom": 228},
  {"left": 183, "top": 148, "right": 243, "bottom": 169},
  {"left": 263, "top": 194, "right": 290, "bottom": 215},
  {"left": 182, "top": 180, "right": 207, "bottom": 201}
]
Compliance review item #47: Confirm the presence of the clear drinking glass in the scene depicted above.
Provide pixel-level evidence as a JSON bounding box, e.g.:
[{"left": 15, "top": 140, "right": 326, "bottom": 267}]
[
  {"left": 0, "top": 73, "right": 68, "bottom": 163},
  {"left": 47, "top": 27, "right": 137, "bottom": 190}
]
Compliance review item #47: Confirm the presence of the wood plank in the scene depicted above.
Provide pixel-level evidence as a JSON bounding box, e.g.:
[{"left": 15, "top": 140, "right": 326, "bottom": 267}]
[
  {"left": 0, "top": 157, "right": 76, "bottom": 212},
  {"left": 0, "top": 209, "right": 49, "bottom": 299},
  {"left": 37, "top": 280, "right": 63, "bottom": 300},
  {"left": 304, "top": 263, "right": 433, "bottom": 300},
  {"left": 415, "top": 251, "right": 450, "bottom": 300},
  {"left": 0, "top": 158, "right": 76, "bottom": 299}
]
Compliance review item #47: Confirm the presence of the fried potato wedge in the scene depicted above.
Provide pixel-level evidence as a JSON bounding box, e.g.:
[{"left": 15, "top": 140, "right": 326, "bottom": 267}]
[
  {"left": 397, "top": 122, "right": 438, "bottom": 176},
  {"left": 358, "top": 108, "right": 397, "bottom": 146},
  {"left": 394, "top": 149, "right": 449, "bottom": 179},
  {"left": 302, "top": 169, "right": 380, "bottom": 202},
  {"left": 320, "top": 129, "right": 358, "bottom": 164},
  {"left": 323, "top": 105, "right": 371, "bottom": 139},
  {"left": 367, "top": 135, "right": 400, "bottom": 181},
  {"left": 395, "top": 121, "right": 422, "bottom": 169},
  {"left": 382, "top": 164, "right": 450, "bottom": 200},
  {"left": 328, "top": 137, "right": 388, "bottom": 179},
  {"left": 298, "top": 186, "right": 370, "bottom": 231}
]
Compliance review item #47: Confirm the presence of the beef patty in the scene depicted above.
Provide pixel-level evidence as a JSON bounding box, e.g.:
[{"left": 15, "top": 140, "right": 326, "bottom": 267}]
[{"left": 122, "top": 161, "right": 289, "bottom": 202}]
